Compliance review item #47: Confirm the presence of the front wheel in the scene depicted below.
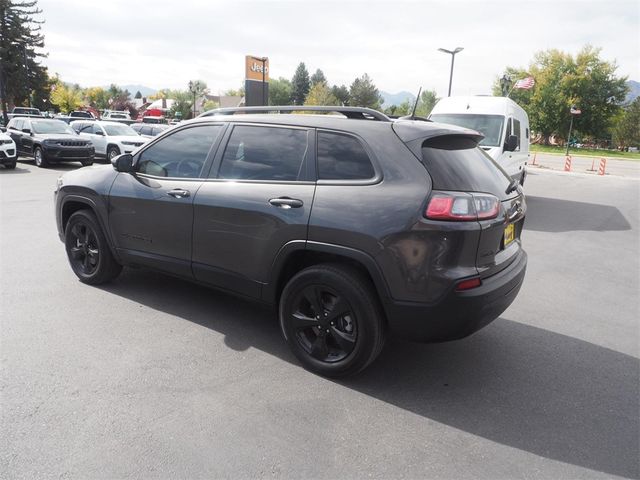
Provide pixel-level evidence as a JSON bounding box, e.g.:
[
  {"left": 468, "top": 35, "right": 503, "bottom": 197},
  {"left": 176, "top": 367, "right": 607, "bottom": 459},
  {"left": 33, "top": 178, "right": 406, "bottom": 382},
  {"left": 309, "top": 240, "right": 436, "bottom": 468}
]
[
  {"left": 279, "top": 264, "right": 385, "bottom": 377},
  {"left": 4, "top": 161, "right": 16, "bottom": 170},
  {"left": 65, "top": 210, "right": 122, "bottom": 284},
  {"left": 81, "top": 157, "right": 94, "bottom": 167},
  {"left": 34, "top": 146, "right": 48, "bottom": 168},
  {"left": 107, "top": 146, "right": 120, "bottom": 161}
]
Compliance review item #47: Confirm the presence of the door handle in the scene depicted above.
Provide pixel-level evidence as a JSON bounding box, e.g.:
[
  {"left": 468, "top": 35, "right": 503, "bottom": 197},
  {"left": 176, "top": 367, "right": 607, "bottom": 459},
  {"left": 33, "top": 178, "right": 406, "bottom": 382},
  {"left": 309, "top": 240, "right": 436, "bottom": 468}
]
[
  {"left": 269, "top": 197, "right": 303, "bottom": 209},
  {"left": 167, "top": 188, "right": 190, "bottom": 198}
]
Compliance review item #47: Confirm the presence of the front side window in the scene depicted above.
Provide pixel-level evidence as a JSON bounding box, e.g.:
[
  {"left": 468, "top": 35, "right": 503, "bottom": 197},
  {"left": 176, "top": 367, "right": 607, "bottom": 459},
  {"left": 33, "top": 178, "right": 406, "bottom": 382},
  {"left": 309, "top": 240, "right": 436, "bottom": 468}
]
[
  {"left": 217, "top": 125, "right": 308, "bottom": 181},
  {"left": 10, "top": 119, "right": 23, "bottom": 131},
  {"left": 103, "top": 124, "right": 136, "bottom": 136},
  {"left": 137, "top": 125, "right": 222, "bottom": 178},
  {"left": 317, "top": 131, "right": 375, "bottom": 180}
]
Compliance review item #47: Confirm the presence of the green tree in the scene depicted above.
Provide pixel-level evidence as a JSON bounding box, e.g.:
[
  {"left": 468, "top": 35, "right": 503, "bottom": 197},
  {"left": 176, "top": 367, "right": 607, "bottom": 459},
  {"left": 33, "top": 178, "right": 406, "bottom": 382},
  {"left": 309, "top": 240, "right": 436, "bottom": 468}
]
[
  {"left": 85, "top": 86, "right": 110, "bottom": 110},
  {"left": 415, "top": 89, "right": 439, "bottom": 117},
  {"left": 613, "top": 97, "right": 640, "bottom": 149},
  {"left": 268, "top": 77, "right": 292, "bottom": 105},
  {"left": 223, "top": 87, "right": 245, "bottom": 97},
  {"left": 291, "top": 62, "right": 310, "bottom": 105},
  {"left": 331, "top": 85, "right": 350, "bottom": 106},
  {"left": 169, "top": 90, "right": 194, "bottom": 119},
  {"left": 304, "top": 82, "right": 338, "bottom": 106},
  {"left": 0, "top": 0, "right": 47, "bottom": 123},
  {"left": 134, "top": 90, "right": 142, "bottom": 99},
  {"left": 310, "top": 68, "right": 327, "bottom": 86},
  {"left": 50, "top": 81, "right": 83, "bottom": 113},
  {"left": 349, "top": 73, "right": 383, "bottom": 109}
]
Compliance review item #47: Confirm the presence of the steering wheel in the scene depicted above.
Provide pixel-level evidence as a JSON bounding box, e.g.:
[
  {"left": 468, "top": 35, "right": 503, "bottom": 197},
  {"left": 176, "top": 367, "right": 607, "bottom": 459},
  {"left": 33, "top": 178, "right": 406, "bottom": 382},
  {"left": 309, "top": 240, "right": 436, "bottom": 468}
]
[{"left": 175, "top": 159, "right": 202, "bottom": 178}]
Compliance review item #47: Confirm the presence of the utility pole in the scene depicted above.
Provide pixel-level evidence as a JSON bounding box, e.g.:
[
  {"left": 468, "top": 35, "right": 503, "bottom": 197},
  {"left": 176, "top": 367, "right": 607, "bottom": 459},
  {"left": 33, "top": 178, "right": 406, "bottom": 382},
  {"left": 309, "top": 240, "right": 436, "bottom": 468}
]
[{"left": 438, "top": 47, "right": 464, "bottom": 97}]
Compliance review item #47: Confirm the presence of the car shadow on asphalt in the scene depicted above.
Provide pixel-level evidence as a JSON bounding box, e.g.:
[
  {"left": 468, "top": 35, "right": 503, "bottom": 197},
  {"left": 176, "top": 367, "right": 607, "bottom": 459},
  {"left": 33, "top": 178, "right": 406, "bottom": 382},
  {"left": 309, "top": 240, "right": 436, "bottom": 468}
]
[
  {"left": 525, "top": 196, "right": 631, "bottom": 232},
  {"left": 100, "top": 268, "right": 640, "bottom": 479},
  {"left": 0, "top": 165, "right": 30, "bottom": 174}
]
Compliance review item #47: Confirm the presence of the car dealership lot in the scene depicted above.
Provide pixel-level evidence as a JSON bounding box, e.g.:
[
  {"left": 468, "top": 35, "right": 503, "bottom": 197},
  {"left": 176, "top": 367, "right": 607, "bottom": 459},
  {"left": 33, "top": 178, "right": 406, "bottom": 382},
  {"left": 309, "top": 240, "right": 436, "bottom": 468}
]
[{"left": 1, "top": 161, "right": 638, "bottom": 479}]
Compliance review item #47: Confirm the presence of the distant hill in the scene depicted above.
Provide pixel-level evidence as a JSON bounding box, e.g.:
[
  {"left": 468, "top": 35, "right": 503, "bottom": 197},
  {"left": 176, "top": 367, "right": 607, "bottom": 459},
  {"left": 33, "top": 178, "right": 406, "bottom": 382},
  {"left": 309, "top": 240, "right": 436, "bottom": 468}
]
[
  {"left": 101, "top": 84, "right": 157, "bottom": 99},
  {"left": 625, "top": 80, "right": 639, "bottom": 104},
  {"left": 381, "top": 90, "right": 417, "bottom": 108}
]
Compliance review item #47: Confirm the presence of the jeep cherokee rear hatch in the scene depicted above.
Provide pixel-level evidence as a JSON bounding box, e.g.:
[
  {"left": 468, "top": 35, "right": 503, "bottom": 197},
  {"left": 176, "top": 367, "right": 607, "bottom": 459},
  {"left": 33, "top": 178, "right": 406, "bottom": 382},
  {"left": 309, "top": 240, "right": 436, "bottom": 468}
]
[{"left": 393, "top": 121, "right": 526, "bottom": 280}]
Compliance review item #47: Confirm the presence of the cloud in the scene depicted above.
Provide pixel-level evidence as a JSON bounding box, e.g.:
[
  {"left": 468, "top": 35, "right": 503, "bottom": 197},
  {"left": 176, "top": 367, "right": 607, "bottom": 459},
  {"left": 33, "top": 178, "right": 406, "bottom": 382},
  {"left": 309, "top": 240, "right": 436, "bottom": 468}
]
[{"left": 37, "top": 0, "right": 640, "bottom": 96}]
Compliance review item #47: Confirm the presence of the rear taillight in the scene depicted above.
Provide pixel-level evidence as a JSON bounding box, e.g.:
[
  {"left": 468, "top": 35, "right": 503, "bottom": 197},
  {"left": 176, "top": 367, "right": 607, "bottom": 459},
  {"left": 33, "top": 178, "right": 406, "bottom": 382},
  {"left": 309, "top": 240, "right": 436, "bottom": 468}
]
[
  {"left": 455, "top": 277, "right": 482, "bottom": 291},
  {"left": 425, "top": 191, "right": 500, "bottom": 221}
]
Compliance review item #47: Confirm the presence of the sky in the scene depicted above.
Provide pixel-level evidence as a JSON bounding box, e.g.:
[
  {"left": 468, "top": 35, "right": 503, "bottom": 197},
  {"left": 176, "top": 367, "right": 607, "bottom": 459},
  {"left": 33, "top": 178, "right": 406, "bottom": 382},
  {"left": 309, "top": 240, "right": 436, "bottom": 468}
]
[{"left": 36, "top": 0, "right": 639, "bottom": 98}]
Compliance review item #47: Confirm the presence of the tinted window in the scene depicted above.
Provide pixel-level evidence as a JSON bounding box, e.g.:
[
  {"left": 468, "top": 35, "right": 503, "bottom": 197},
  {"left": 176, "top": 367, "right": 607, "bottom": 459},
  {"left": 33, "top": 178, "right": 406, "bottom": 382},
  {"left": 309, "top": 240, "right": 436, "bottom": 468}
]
[
  {"left": 217, "top": 126, "right": 308, "bottom": 181},
  {"left": 513, "top": 119, "right": 521, "bottom": 150},
  {"left": 421, "top": 138, "right": 513, "bottom": 200},
  {"left": 140, "top": 126, "right": 152, "bottom": 136},
  {"left": 137, "top": 125, "right": 222, "bottom": 178},
  {"left": 31, "top": 120, "right": 74, "bottom": 134},
  {"left": 317, "top": 131, "right": 374, "bottom": 180}
]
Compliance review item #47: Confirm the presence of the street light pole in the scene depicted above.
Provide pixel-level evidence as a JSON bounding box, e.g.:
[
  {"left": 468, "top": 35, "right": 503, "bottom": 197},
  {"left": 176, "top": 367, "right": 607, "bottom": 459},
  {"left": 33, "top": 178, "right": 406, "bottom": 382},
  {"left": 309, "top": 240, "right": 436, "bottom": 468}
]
[
  {"left": 438, "top": 47, "right": 464, "bottom": 97},
  {"left": 256, "top": 56, "right": 268, "bottom": 106}
]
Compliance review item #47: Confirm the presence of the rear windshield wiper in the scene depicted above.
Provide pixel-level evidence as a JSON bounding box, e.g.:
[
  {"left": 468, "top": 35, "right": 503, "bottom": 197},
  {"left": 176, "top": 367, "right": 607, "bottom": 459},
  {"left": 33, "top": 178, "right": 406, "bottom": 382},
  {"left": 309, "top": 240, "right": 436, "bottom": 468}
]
[{"left": 505, "top": 179, "right": 519, "bottom": 195}]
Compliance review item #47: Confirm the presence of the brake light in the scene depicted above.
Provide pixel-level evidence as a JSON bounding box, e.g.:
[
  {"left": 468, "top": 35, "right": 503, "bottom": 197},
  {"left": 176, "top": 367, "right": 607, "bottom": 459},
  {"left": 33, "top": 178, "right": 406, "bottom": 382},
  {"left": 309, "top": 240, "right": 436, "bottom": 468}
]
[
  {"left": 425, "top": 191, "right": 500, "bottom": 221},
  {"left": 455, "top": 277, "right": 482, "bottom": 291}
]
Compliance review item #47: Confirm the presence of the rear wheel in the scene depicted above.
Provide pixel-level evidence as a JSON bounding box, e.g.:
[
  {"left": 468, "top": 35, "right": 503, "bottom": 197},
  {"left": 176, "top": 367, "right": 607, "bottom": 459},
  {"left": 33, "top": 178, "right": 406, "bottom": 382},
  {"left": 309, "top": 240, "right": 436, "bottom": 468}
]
[
  {"left": 279, "top": 264, "right": 385, "bottom": 377},
  {"left": 65, "top": 210, "right": 122, "bottom": 284},
  {"left": 34, "top": 146, "right": 48, "bottom": 168}
]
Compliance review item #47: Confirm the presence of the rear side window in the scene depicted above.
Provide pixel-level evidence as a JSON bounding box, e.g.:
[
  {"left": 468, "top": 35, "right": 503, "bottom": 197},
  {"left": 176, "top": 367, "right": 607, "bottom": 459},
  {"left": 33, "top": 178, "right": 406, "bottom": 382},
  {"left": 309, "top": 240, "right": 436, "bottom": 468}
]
[
  {"left": 217, "top": 125, "right": 308, "bottom": 181},
  {"left": 317, "top": 131, "right": 375, "bottom": 180},
  {"left": 421, "top": 136, "right": 512, "bottom": 200},
  {"left": 137, "top": 125, "right": 222, "bottom": 178}
]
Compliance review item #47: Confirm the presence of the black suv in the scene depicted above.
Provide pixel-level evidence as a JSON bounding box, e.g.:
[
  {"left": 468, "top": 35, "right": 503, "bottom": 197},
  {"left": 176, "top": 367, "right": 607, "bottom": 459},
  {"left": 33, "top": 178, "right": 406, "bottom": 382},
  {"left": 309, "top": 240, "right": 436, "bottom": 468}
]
[
  {"left": 54, "top": 106, "right": 527, "bottom": 377},
  {"left": 7, "top": 118, "right": 94, "bottom": 167}
]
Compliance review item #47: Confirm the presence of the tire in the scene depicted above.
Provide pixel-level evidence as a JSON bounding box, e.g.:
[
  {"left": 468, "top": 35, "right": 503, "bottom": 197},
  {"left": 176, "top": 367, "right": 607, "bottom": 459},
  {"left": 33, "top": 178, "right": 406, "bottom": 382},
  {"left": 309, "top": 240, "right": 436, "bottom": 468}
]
[
  {"left": 64, "top": 210, "right": 122, "bottom": 285},
  {"left": 34, "top": 146, "right": 48, "bottom": 168},
  {"left": 81, "top": 157, "right": 94, "bottom": 167},
  {"left": 279, "top": 264, "right": 385, "bottom": 377},
  {"left": 107, "top": 146, "right": 120, "bottom": 161}
]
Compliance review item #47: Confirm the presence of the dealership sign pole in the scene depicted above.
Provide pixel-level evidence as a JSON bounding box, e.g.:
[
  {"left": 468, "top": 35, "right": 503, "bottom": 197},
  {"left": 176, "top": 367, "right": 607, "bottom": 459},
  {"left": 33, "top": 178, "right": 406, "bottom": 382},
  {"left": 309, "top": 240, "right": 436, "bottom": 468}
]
[{"left": 565, "top": 105, "right": 581, "bottom": 156}]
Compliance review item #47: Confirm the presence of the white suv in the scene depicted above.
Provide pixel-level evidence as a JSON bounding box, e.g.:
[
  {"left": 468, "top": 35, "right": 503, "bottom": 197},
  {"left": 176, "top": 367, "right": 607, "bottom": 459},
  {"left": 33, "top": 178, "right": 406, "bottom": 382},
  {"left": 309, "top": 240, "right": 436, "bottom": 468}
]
[
  {"left": 0, "top": 130, "right": 17, "bottom": 169},
  {"left": 71, "top": 121, "right": 148, "bottom": 161}
]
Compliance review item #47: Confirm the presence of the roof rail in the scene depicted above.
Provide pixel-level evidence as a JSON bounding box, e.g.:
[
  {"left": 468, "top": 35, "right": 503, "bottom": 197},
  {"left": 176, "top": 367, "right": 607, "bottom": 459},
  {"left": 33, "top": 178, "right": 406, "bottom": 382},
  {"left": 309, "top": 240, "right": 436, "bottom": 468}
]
[{"left": 198, "top": 105, "right": 391, "bottom": 122}]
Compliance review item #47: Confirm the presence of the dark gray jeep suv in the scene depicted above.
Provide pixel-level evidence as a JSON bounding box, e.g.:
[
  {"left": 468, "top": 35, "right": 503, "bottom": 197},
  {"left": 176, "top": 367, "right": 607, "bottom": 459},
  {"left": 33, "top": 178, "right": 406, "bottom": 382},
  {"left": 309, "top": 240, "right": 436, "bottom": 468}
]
[{"left": 55, "top": 106, "right": 527, "bottom": 377}]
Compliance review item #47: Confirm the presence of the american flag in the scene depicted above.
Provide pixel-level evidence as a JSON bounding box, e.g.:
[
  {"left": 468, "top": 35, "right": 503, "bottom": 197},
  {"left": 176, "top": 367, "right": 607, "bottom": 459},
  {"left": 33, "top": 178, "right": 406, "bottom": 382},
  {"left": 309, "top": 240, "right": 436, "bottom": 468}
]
[{"left": 514, "top": 77, "right": 535, "bottom": 89}]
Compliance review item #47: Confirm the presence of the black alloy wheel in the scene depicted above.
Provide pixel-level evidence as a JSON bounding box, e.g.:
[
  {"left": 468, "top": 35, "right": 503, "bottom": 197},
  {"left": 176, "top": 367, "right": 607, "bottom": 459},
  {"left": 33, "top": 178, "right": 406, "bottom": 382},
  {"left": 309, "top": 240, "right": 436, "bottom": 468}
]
[
  {"left": 64, "top": 210, "right": 122, "bottom": 284},
  {"left": 291, "top": 284, "right": 358, "bottom": 362},
  {"left": 68, "top": 222, "right": 100, "bottom": 276},
  {"left": 280, "top": 264, "right": 385, "bottom": 377}
]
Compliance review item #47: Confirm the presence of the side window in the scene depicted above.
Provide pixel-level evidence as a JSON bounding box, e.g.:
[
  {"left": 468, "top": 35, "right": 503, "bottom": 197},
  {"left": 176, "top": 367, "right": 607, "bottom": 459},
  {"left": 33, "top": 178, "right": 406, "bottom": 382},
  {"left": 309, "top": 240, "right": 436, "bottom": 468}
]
[
  {"left": 140, "top": 126, "right": 152, "bottom": 136},
  {"left": 513, "top": 119, "right": 521, "bottom": 150},
  {"left": 11, "top": 119, "right": 23, "bottom": 131},
  {"left": 317, "top": 131, "right": 375, "bottom": 180},
  {"left": 137, "top": 125, "right": 222, "bottom": 178},
  {"left": 80, "top": 123, "right": 93, "bottom": 134},
  {"left": 93, "top": 124, "right": 104, "bottom": 135},
  {"left": 525, "top": 127, "right": 529, "bottom": 139},
  {"left": 217, "top": 126, "right": 308, "bottom": 181}
]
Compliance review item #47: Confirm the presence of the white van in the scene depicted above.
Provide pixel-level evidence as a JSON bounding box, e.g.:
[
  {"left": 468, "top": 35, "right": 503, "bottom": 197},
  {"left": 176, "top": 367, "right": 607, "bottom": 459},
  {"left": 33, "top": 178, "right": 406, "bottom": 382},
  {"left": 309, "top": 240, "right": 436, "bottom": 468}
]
[{"left": 429, "top": 96, "right": 530, "bottom": 184}]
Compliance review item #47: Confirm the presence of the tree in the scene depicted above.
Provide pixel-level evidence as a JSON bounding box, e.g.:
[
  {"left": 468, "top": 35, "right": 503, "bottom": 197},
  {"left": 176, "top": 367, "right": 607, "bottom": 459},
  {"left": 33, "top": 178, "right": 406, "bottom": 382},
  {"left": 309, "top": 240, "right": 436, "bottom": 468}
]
[
  {"left": 223, "top": 87, "right": 245, "bottom": 97},
  {"left": 304, "top": 82, "right": 338, "bottom": 107},
  {"left": 169, "top": 90, "right": 194, "bottom": 120},
  {"left": 331, "top": 85, "right": 350, "bottom": 106},
  {"left": 50, "top": 81, "right": 83, "bottom": 113},
  {"left": 310, "top": 68, "right": 327, "bottom": 86},
  {"left": 134, "top": 90, "right": 142, "bottom": 99},
  {"left": 613, "top": 98, "right": 640, "bottom": 149},
  {"left": 415, "top": 89, "right": 439, "bottom": 117},
  {"left": 85, "top": 86, "right": 110, "bottom": 110},
  {"left": 0, "top": 0, "right": 47, "bottom": 123},
  {"left": 349, "top": 73, "right": 383, "bottom": 109},
  {"left": 268, "top": 77, "right": 292, "bottom": 105},
  {"left": 496, "top": 46, "right": 628, "bottom": 144},
  {"left": 291, "top": 62, "right": 310, "bottom": 105}
]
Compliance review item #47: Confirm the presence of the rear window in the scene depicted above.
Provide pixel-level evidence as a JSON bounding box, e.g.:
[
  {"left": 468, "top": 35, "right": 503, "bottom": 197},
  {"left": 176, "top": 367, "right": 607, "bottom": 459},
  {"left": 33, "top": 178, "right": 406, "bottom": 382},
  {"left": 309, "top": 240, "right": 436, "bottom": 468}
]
[{"left": 421, "top": 136, "right": 512, "bottom": 199}]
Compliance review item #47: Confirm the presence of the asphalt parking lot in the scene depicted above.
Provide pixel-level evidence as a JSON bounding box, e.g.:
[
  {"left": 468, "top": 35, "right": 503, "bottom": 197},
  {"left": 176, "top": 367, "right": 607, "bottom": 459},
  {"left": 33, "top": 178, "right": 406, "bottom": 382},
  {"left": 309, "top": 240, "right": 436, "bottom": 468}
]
[{"left": 1, "top": 159, "right": 639, "bottom": 479}]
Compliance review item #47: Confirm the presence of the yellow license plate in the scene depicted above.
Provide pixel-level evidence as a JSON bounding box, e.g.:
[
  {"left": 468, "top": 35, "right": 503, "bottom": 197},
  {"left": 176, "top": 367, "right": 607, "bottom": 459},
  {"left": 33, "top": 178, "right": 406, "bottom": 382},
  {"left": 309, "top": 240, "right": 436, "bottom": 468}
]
[{"left": 504, "top": 223, "right": 515, "bottom": 246}]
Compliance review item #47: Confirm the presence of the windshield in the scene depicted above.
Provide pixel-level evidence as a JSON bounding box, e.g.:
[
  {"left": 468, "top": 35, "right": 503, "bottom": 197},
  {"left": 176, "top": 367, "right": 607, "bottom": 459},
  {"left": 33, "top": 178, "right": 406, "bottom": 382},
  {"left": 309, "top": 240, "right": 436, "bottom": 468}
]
[
  {"left": 429, "top": 114, "right": 505, "bottom": 147},
  {"left": 103, "top": 124, "right": 137, "bottom": 136},
  {"left": 31, "top": 120, "right": 75, "bottom": 135}
]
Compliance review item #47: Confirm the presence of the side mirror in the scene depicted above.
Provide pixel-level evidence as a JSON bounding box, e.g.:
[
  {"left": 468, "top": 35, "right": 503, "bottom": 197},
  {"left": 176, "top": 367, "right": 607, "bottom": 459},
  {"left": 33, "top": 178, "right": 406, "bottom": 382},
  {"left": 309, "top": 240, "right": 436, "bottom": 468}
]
[
  {"left": 505, "top": 135, "right": 518, "bottom": 152},
  {"left": 94, "top": 130, "right": 104, "bottom": 136},
  {"left": 22, "top": 128, "right": 31, "bottom": 134},
  {"left": 112, "top": 153, "right": 133, "bottom": 172}
]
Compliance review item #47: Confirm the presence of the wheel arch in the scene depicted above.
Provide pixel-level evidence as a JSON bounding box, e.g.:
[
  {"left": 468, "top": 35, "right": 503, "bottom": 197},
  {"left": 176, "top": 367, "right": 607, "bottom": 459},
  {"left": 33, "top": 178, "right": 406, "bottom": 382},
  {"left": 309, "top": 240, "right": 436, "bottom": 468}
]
[{"left": 264, "top": 241, "right": 391, "bottom": 308}]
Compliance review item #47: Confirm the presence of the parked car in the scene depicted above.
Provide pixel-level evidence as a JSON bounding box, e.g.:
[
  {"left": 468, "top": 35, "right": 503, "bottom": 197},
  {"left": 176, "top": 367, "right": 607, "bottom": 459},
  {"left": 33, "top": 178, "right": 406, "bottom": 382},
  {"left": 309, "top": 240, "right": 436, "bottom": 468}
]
[
  {"left": 0, "top": 130, "right": 17, "bottom": 169},
  {"left": 11, "top": 106, "right": 42, "bottom": 116},
  {"left": 140, "top": 116, "right": 166, "bottom": 124},
  {"left": 102, "top": 110, "right": 131, "bottom": 121},
  {"left": 54, "top": 106, "right": 527, "bottom": 377},
  {"left": 7, "top": 117, "right": 94, "bottom": 167},
  {"left": 72, "top": 120, "right": 148, "bottom": 161},
  {"left": 130, "top": 123, "right": 170, "bottom": 138}
]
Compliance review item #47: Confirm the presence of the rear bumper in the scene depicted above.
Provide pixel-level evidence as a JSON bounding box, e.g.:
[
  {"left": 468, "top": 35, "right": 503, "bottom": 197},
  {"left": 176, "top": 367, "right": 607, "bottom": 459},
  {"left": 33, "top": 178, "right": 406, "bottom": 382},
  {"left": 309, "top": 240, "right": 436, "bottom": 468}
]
[{"left": 384, "top": 249, "right": 527, "bottom": 342}]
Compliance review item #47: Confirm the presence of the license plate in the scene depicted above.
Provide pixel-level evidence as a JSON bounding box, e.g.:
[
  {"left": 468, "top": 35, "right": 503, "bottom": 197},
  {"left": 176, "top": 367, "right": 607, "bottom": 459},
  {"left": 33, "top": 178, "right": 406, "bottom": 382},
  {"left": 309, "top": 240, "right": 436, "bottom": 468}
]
[{"left": 504, "top": 223, "right": 515, "bottom": 247}]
